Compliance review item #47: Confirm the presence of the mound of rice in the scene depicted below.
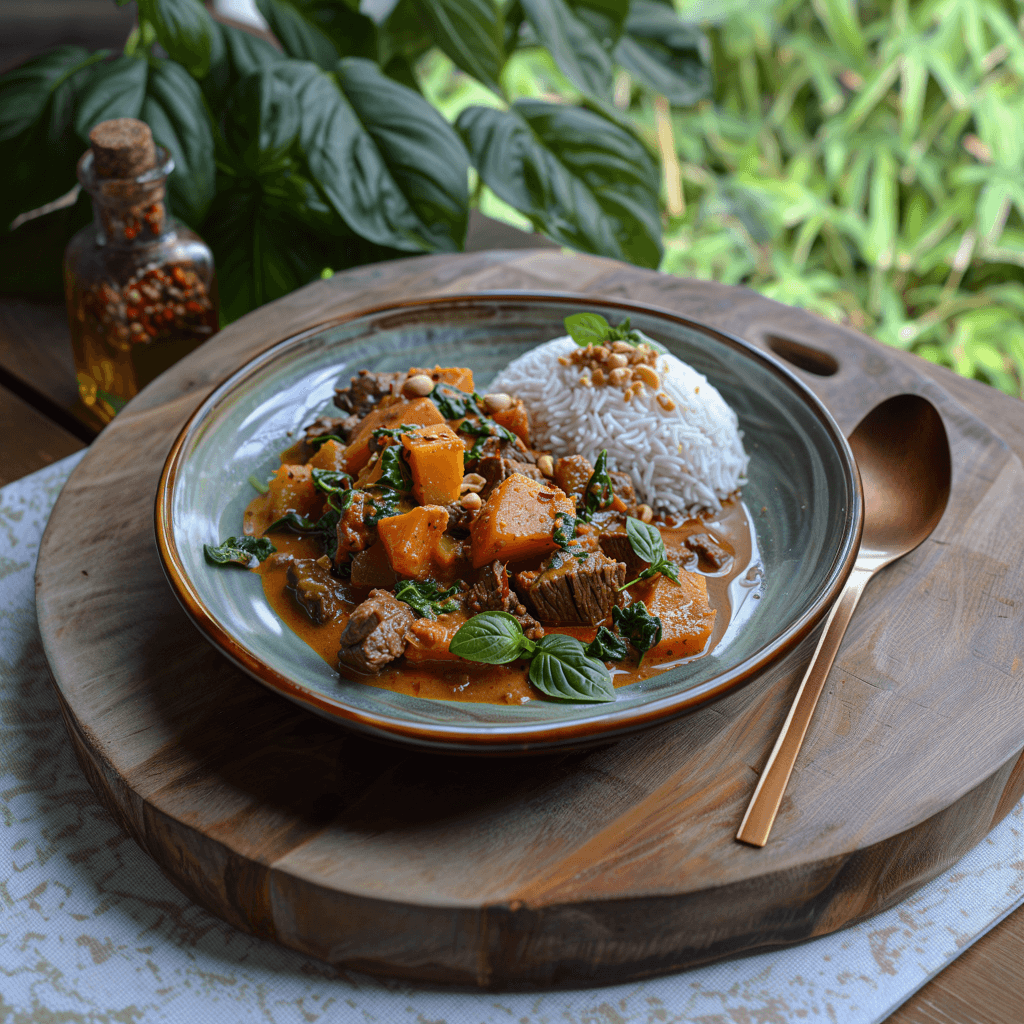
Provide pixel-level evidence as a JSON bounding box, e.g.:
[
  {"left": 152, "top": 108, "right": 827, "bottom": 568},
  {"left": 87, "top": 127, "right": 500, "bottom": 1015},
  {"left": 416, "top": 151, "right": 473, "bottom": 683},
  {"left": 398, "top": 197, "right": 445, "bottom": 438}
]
[{"left": 489, "top": 335, "right": 748, "bottom": 516}]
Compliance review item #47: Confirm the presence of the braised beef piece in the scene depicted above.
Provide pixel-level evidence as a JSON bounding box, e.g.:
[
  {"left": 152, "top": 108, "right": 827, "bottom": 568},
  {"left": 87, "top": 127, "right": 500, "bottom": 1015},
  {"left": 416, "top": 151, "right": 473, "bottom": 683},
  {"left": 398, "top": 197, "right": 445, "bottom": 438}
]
[
  {"left": 334, "top": 490, "right": 377, "bottom": 564},
  {"left": 287, "top": 556, "right": 347, "bottom": 625},
  {"left": 515, "top": 550, "right": 626, "bottom": 626},
  {"left": 443, "top": 501, "right": 478, "bottom": 537},
  {"left": 467, "top": 560, "right": 544, "bottom": 640},
  {"left": 463, "top": 433, "right": 538, "bottom": 473},
  {"left": 599, "top": 532, "right": 649, "bottom": 580},
  {"left": 334, "top": 369, "right": 403, "bottom": 418},
  {"left": 608, "top": 471, "right": 638, "bottom": 516},
  {"left": 475, "top": 454, "right": 544, "bottom": 498},
  {"left": 685, "top": 531, "right": 731, "bottom": 571},
  {"left": 337, "top": 589, "right": 414, "bottom": 674},
  {"left": 303, "top": 413, "right": 361, "bottom": 445}
]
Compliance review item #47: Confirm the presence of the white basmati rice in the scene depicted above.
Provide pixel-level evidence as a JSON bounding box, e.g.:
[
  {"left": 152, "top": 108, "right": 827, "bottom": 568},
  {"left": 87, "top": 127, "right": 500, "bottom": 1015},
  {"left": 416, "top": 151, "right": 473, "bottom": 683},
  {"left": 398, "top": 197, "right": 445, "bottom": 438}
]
[{"left": 489, "top": 335, "right": 748, "bottom": 516}]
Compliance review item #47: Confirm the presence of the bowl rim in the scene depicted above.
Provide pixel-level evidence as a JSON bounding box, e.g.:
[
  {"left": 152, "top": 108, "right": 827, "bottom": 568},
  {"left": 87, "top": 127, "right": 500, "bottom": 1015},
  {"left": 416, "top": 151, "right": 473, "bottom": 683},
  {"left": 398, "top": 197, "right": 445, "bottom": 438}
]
[{"left": 155, "top": 290, "right": 863, "bottom": 753}]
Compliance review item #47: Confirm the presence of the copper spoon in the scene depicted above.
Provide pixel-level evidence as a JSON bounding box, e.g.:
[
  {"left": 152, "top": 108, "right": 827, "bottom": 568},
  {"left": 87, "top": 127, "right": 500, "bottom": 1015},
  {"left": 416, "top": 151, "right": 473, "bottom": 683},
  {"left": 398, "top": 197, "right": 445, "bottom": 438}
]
[{"left": 736, "top": 393, "right": 952, "bottom": 847}]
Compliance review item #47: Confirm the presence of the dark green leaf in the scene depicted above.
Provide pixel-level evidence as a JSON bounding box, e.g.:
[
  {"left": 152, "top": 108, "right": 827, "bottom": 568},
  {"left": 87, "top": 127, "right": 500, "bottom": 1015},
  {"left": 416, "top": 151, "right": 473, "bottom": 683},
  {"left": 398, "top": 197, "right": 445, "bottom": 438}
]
[
  {"left": 308, "top": 433, "right": 348, "bottom": 449},
  {"left": 394, "top": 580, "right": 461, "bottom": 618},
  {"left": 457, "top": 416, "right": 518, "bottom": 458},
  {"left": 311, "top": 468, "right": 352, "bottom": 494},
  {"left": 571, "top": 0, "right": 630, "bottom": 48},
  {"left": 202, "top": 20, "right": 285, "bottom": 109},
  {"left": 256, "top": 0, "right": 341, "bottom": 69},
  {"left": 613, "top": 0, "right": 711, "bottom": 107},
  {"left": 0, "top": 46, "right": 107, "bottom": 227},
  {"left": 376, "top": 445, "right": 411, "bottom": 491},
  {"left": 411, "top": 0, "right": 506, "bottom": 95},
  {"left": 529, "top": 634, "right": 616, "bottom": 701},
  {"left": 377, "top": 0, "right": 436, "bottom": 70},
  {"left": 74, "top": 55, "right": 216, "bottom": 226},
  {"left": 139, "top": 0, "right": 215, "bottom": 78},
  {"left": 613, "top": 600, "right": 662, "bottom": 664},
  {"left": 584, "top": 625, "right": 628, "bottom": 661},
  {"left": 222, "top": 68, "right": 302, "bottom": 175},
  {"left": 204, "top": 534, "right": 276, "bottom": 567},
  {"left": 430, "top": 383, "right": 480, "bottom": 419},
  {"left": 449, "top": 611, "right": 534, "bottom": 663},
  {"left": 553, "top": 510, "right": 577, "bottom": 549},
  {"left": 580, "top": 448, "right": 613, "bottom": 519},
  {"left": 520, "top": 0, "right": 614, "bottom": 98},
  {"left": 457, "top": 100, "right": 662, "bottom": 268}
]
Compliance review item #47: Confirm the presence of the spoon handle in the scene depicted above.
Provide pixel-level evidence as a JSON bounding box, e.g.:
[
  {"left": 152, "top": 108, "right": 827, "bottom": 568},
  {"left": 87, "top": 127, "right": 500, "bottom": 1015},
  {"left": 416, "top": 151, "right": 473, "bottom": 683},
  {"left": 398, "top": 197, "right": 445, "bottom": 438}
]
[{"left": 736, "top": 565, "right": 874, "bottom": 847}]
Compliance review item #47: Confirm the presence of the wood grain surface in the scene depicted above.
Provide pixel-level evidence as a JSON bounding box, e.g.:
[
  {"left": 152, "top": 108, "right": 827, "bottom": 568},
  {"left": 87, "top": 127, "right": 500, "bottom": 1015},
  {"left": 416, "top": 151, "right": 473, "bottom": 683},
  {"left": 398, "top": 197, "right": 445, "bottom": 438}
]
[
  {"left": 0, "top": 381, "right": 83, "bottom": 486},
  {"left": 34, "top": 251, "right": 1024, "bottom": 988}
]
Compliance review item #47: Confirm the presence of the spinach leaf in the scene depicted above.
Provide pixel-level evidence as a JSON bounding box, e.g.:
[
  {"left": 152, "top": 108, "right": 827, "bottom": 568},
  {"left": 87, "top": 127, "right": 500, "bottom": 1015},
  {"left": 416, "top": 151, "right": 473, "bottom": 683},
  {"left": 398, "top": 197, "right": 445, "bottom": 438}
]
[
  {"left": 311, "top": 468, "right": 352, "bottom": 495},
  {"left": 553, "top": 510, "right": 576, "bottom": 549},
  {"left": 528, "top": 634, "right": 616, "bottom": 702},
  {"left": 579, "top": 448, "right": 613, "bottom": 520},
  {"left": 620, "top": 515, "right": 681, "bottom": 589},
  {"left": 612, "top": 601, "right": 662, "bottom": 665},
  {"left": 308, "top": 433, "right": 347, "bottom": 449},
  {"left": 266, "top": 501, "right": 345, "bottom": 558},
  {"left": 395, "top": 580, "right": 461, "bottom": 619},
  {"left": 584, "top": 625, "right": 628, "bottom": 662},
  {"left": 429, "top": 383, "right": 481, "bottom": 419},
  {"left": 449, "top": 611, "right": 536, "bottom": 664},
  {"left": 204, "top": 535, "right": 276, "bottom": 567},
  {"left": 458, "top": 416, "right": 518, "bottom": 458},
  {"left": 376, "top": 445, "right": 411, "bottom": 491},
  {"left": 371, "top": 423, "right": 418, "bottom": 443}
]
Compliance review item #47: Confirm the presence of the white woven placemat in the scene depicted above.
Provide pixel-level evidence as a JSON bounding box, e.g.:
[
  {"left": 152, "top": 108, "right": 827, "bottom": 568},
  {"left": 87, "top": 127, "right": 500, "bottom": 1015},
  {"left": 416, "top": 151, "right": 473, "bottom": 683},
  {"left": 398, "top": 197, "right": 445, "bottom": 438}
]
[{"left": 3, "top": 452, "right": 1022, "bottom": 1024}]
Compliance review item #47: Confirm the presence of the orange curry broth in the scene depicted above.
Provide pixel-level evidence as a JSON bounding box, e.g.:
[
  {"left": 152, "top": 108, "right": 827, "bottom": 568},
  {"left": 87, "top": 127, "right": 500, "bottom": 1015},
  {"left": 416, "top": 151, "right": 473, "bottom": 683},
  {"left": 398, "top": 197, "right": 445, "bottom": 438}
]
[{"left": 246, "top": 490, "right": 755, "bottom": 706}]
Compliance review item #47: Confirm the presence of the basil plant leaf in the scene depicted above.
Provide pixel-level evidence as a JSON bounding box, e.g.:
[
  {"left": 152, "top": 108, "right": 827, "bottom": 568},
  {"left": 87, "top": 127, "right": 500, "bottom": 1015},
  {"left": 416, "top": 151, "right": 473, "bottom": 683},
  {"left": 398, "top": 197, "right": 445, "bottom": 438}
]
[
  {"left": 202, "top": 20, "right": 285, "bottom": 110},
  {"left": 529, "top": 634, "right": 616, "bottom": 702},
  {"left": 256, "top": 0, "right": 377, "bottom": 70},
  {"left": 519, "top": 0, "right": 614, "bottom": 99},
  {"left": 138, "top": 0, "right": 215, "bottom": 79},
  {"left": 625, "top": 514, "right": 666, "bottom": 566},
  {"left": 411, "top": 0, "right": 506, "bottom": 96},
  {"left": 613, "top": 0, "right": 712, "bottom": 107},
  {"left": 612, "top": 601, "right": 662, "bottom": 664},
  {"left": 457, "top": 100, "right": 662, "bottom": 268},
  {"left": 74, "top": 54, "right": 215, "bottom": 227},
  {"left": 204, "top": 535, "right": 276, "bottom": 567},
  {"left": 584, "top": 625, "right": 628, "bottom": 662},
  {"left": 449, "top": 611, "right": 535, "bottom": 664},
  {"left": 0, "top": 46, "right": 108, "bottom": 228}
]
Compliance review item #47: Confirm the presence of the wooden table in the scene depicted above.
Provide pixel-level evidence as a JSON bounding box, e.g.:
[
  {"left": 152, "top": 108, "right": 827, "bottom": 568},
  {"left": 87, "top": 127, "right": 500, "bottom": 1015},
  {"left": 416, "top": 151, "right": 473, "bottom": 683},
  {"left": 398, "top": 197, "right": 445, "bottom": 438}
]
[{"left": 2, "top": 226, "right": 1021, "bottom": 1022}]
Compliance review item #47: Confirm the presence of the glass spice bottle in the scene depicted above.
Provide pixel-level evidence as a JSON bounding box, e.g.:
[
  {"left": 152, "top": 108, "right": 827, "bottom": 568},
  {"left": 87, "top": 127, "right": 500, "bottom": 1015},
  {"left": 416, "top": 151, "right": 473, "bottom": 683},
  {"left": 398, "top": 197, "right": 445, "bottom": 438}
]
[{"left": 63, "top": 118, "right": 218, "bottom": 425}]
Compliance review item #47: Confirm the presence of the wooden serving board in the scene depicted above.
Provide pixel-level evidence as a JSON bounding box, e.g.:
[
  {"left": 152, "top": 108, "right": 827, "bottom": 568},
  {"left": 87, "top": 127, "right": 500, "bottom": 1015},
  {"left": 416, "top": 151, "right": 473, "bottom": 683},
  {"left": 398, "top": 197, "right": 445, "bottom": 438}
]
[{"left": 35, "top": 252, "right": 1024, "bottom": 988}]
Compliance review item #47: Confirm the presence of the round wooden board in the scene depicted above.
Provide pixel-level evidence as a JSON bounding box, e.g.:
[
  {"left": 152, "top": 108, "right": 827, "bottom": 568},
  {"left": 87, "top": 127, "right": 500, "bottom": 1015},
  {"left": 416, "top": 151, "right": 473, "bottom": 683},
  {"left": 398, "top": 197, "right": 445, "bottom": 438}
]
[{"left": 36, "top": 252, "right": 1024, "bottom": 988}]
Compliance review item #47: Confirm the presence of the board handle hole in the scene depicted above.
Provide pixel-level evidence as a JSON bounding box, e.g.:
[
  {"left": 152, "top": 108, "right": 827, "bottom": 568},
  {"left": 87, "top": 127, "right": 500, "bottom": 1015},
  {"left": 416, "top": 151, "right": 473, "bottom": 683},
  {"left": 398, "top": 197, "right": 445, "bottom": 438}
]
[{"left": 766, "top": 335, "right": 839, "bottom": 377}]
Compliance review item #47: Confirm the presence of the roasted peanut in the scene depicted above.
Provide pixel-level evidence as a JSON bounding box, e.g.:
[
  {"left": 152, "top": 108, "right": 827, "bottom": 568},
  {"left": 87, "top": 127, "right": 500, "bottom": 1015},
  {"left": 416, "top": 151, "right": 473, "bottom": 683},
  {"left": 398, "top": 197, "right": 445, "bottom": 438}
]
[
  {"left": 637, "top": 504, "right": 654, "bottom": 523},
  {"left": 402, "top": 373, "right": 435, "bottom": 397},
  {"left": 483, "top": 392, "right": 513, "bottom": 413},
  {"left": 460, "top": 491, "right": 483, "bottom": 511},
  {"left": 537, "top": 454, "right": 554, "bottom": 477}
]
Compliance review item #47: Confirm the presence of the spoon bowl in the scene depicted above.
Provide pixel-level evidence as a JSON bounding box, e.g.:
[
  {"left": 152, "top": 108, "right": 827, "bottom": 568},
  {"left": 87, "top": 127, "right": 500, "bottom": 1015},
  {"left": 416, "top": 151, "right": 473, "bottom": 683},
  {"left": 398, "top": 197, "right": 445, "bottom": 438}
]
[{"left": 737, "top": 392, "right": 952, "bottom": 846}]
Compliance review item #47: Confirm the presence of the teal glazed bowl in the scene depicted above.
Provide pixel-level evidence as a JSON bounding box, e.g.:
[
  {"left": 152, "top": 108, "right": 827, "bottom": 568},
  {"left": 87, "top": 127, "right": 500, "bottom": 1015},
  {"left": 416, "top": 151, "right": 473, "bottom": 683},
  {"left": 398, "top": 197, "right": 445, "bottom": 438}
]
[{"left": 156, "top": 294, "right": 862, "bottom": 753}]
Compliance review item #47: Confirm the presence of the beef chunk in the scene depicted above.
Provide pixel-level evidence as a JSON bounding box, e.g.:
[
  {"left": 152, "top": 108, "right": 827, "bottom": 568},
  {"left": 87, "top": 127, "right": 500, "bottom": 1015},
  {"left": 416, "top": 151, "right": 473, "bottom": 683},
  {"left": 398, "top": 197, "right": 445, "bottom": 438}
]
[
  {"left": 303, "top": 414, "right": 361, "bottom": 445},
  {"left": 443, "top": 501, "right": 479, "bottom": 537},
  {"left": 599, "top": 531, "right": 650, "bottom": 580},
  {"left": 463, "top": 433, "right": 538, "bottom": 473},
  {"left": 286, "top": 557, "right": 347, "bottom": 625},
  {"left": 475, "top": 453, "right": 544, "bottom": 498},
  {"left": 515, "top": 550, "right": 626, "bottom": 625},
  {"left": 334, "top": 369, "right": 403, "bottom": 418},
  {"left": 685, "top": 531, "right": 732, "bottom": 571},
  {"left": 338, "top": 589, "right": 414, "bottom": 674},
  {"left": 608, "top": 470, "right": 638, "bottom": 516},
  {"left": 466, "top": 560, "right": 544, "bottom": 640}
]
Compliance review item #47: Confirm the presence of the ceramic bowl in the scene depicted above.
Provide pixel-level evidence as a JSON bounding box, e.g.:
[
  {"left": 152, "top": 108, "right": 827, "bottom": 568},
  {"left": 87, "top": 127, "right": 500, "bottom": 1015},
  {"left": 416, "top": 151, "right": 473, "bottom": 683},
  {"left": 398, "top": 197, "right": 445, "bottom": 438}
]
[{"left": 156, "top": 294, "right": 862, "bottom": 753}]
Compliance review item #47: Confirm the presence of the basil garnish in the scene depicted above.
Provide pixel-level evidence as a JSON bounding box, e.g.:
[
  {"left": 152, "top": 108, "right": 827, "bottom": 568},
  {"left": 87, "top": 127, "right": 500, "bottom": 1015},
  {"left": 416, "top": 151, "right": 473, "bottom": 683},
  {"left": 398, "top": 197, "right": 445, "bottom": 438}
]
[
  {"left": 584, "top": 625, "right": 628, "bottom": 662},
  {"left": 579, "top": 449, "right": 613, "bottom": 522},
  {"left": 448, "top": 612, "right": 615, "bottom": 702},
  {"left": 619, "top": 516, "right": 681, "bottom": 590},
  {"left": 395, "top": 580, "right": 461, "bottom": 619},
  {"left": 564, "top": 312, "right": 642, "bottom": 348},
  {"left": 311, "top": 468, "right": 352, "bottom": 496},
  {"left": 612, "top": 601, "right": 663, "bottom": 666},
  {"left": 204, "top": 535, "right": 275, "bottom": 568}
]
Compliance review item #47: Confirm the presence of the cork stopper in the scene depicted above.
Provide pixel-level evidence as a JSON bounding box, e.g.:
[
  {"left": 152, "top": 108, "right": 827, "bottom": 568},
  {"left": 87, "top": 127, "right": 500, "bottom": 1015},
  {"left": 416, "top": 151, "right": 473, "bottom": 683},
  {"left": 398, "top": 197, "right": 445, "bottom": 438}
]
[{"left": 89, "top": 118, "right": 157, "bottom": 179}]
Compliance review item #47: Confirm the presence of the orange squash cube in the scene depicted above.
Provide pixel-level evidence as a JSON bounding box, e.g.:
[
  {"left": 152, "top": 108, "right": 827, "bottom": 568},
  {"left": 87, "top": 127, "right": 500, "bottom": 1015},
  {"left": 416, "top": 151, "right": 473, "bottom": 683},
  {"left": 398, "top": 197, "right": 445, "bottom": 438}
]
[
  {"left": 470, "top": 474, "right": 575, "bottom": 568},
  {"left": 266, "top": 464, "right": 320, "bottom": 522},
  {"left": 409, "top": 365, "right": 474, "bottom": 393},
  {"left": 490, "top": 398, "right": 531, "bottom": 446},
  {"left": 342, "top": 398, "right": 445, "bottom": 474},
  {"left": 401, "top": 423, "right": 464, "bottom": 505},
  {"left": 626, "top": 572, "right": 716, "bottom": 659},
  {"left": 377, "top": 505, "right": 450, "bottom": 579},
  {"left": 306, "top": 439, "right": 347, "bottom": 472}
]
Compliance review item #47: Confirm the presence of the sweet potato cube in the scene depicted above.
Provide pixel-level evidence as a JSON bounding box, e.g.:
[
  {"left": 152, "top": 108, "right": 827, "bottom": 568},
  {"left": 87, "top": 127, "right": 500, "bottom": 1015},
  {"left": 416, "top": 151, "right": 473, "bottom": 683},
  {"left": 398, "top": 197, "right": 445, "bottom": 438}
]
[
  {"left": 403, "top": 615, "right": 466, "bottom": 663},
  {"left": 470, "top": 474, "right": 575, "bottom": 568},
  {"left": 267, "top": 464, "right": 321, "bottom": 522},
  {"left": 401, "top": 423, "right": 464, "bottom": 505},
  {"left": 490, "top": 398, "right": 531, "bottom": 446},
  {"left": 628, "top": 572, "right": 716, "bottom": 659},
  {"left": 409, "top": 365, "right": 474, "bottom": 392},
  {"left": 342, "top": 398, "right": 444, "bottom": 474},
  {"left": 377, "top": 505, "right": 450, "bottom": 579},
  {"left": 306, "top": 439, "right": 347, "bottom": 472}
]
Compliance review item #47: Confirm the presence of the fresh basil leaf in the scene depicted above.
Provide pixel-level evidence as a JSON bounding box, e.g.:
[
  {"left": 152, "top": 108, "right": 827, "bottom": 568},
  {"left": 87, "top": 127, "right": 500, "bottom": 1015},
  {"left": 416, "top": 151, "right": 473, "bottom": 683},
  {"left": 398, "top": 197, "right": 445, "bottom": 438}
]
[
  {"left": 0, "top": 46, "right": 108, "bottom": 228},
  {"left": 625, "top": 515, "right": 665, "bottom": 566},
  {"left": 256, "top": 0, "right": 342, "bottom": 69},
  {"left": 580, "top": 448, "right": 613, "bottom": 520},
  {"left": 311, "top": 468, "right": 352, "bottom": 495},
  {"left": 74, "top": 54, "right": 215, "bottom": 227},
  {"left": 449, "top": 611, "right": 534, "bottom": 664},
  {"left": 395, "top": 580, "right": 461, "bottom": 618},
  {"left": 564, "top": 312, "right": 612, "bottom": 347},
  {"left": 204, "top": 535, "right": 276, "bottom": 567},
  {"left": 376, "top": 445, "right": 411, "bottom": 491},
  {"left": 138, "top": 0, "right": 215, "bottom": 79},
  {"left": 457, "top": 100, "right": 662, "bottom": 268},
  {"left": 411, "top": 0, "right": 506, "bottom": 95},
  {"left": 529, "top": 634, "right": 616, "bottom": 702},
  {"left": 613, "top": 600, "right": 662, "bottom": 664},
  {"left": 613, "top": 0, "right": 711, "bottom": 107},
  {"left": 520, "top": 0, "right": 614, "bottom": 98},
  {"left": 584, "top": 625, "right": 628, "bottom": 662}
]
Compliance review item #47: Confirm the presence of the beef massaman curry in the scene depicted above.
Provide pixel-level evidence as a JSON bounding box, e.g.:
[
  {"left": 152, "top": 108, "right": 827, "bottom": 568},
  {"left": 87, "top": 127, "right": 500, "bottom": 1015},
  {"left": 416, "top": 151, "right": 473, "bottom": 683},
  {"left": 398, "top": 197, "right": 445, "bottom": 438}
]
[{"left": 207, "top": 360, "right": 755, "bottom": 705}]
